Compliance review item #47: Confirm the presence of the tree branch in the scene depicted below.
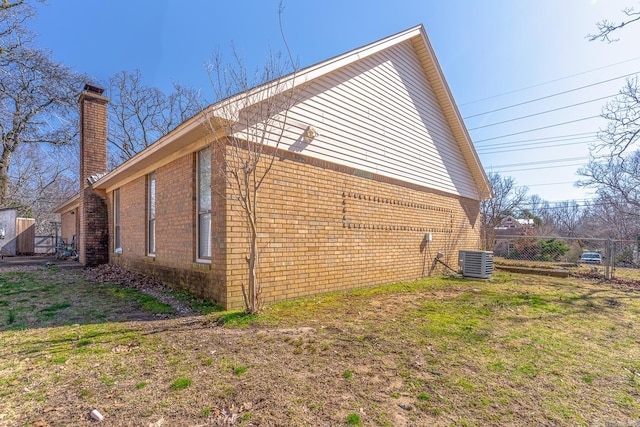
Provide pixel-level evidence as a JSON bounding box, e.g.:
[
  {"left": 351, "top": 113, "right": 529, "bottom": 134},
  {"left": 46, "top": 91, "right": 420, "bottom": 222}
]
[{"left": 587, "top": 6, "right": 640, "bottom": 42}]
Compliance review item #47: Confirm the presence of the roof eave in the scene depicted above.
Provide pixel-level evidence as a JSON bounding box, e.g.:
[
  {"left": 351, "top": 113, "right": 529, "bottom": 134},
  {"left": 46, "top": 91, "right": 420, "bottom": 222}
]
[
  {"left": 411, "top": 26, "right": 492, "bottom": 200},
  {"left": 92, "top": 24, "right": 491, "bottom": 200},
  {"left": 53, "top": 193, "right": 80, "bottom": 214},
  {"left": 253, "top": 24, "right": 492, "bottom": 200},
  {"left": 92, "top": 112, "right": 230, "bottom": 191}
]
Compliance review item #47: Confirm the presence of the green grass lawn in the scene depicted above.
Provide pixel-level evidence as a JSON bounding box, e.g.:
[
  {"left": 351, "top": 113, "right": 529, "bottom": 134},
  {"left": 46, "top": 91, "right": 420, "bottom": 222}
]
[{"left": 1, "top": 268, "right": 639, "bottom": 426}]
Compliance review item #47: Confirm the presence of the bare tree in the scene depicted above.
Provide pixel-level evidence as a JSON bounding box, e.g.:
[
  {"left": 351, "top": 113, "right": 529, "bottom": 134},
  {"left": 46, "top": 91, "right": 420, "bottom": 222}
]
[
  {"left": 547, "top": 200, "right": 587, "bottom": 238},
  {"left": 581, "top": 3, "right": 640, "bottom": 241},
  {"left": 582, "top": 195, "right": 640, "bottom": 240},
  {"left": 0, "top": 41, "right": 84, "bottom": 204},
  {"left": 587, "top": 5, "right": 640, "bottom": 157},
  {"left": 106, "top": 70, "right": 202, "bottom": 166},
  {"left": 203, "top": 42, "right": 297, "bottom": 313},
  {"left": 0, "top": 0, "right": 81, "bottom": 206},
  {"left": 0, "top": 0, "right": 39, "bottom": 55},
  {"left": 193, "top": 1, "right": 301, "bottom": 313},
  {"left": 6, "top": 144, "right": 76, "bottom": 233},
  {"left": 577, "top": 151, "right": 640, "bottom": 248},
  {"left": 587, "top": 4, "right": 640, "bottom": 42},
  {"left": 526, "top": 194, "right": 556, "bottom": 232},
  {"left": 480, "top": 172, "right": 528, "bottom": 250},
  {"left": 595, "top": 76, "right": 640, "bottom": 157},
  {"left": 578, "top": 152, "right": 640, "bottom": 216}
]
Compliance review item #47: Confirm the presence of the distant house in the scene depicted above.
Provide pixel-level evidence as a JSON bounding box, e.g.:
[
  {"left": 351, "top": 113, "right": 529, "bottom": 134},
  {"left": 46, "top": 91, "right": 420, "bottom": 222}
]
[
  {"left": 496, "top": 215, "right": 535, "bottom": 232},
  {"left": 493, "top": 215, "right": 536, "bottom": 257},
  {"left": 55, "top": 25, "right": 491, "bottom": 309}
]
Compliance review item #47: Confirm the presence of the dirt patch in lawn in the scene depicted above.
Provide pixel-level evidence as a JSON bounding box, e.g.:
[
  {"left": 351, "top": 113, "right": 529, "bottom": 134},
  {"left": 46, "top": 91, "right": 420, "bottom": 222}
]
[
  {"left": 1, "top": 269, "right": 640, "bottom": 426},
  {"left": 82, "top": 264, "right": 202, "bottom": 317}
]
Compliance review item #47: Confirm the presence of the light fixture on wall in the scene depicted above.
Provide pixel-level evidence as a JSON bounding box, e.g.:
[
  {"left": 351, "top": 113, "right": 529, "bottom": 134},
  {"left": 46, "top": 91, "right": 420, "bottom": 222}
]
[{"left": 305, "top": 126, "right": 318, "bottom": 141}]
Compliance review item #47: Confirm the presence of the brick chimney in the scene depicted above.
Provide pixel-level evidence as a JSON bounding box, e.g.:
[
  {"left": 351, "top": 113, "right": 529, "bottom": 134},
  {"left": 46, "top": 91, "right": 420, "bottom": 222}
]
[{"left": 78, "top": 83, "right": 109, "bottom": 266}]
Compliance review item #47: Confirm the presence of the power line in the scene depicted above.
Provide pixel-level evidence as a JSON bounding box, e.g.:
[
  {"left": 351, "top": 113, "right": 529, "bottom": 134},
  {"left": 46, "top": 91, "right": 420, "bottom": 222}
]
[
  {"left": 522, "top": 201, "right": 592, "bottom": 208},
  {"left": 492, "top": 198, "right": 598, "bottom": 209},
  {"left": 463, "top": 70, "right": 638, "bottom": 120},
  {"left": 503, "top": 199, "right": 639, "bottom": 212},
  {"left": 467, "top": 94, "right": 616, "bottom": 131},
  {"left": 460, "top": 56, "right": 640, "bottom": 106},
  {"left": 508, "top": 203, "right": 594, "bottom": 211},
  {"left": 458, "top": 64, "right": 640, "bottom": 202},
  {"left": 488, "top": 162, "right": 588, "bottom": 173},
  {"left": 477, "top": 132, "right": 596, "bottom": 150},
  {"left": 477, "top": 139, "right": 596, "bottom": 155},
  {"left": 474, "top": 115, "right": 602, "bottom": 144},
  {"left": 526, "top": 181, "right": 578, "bottom": 187},
  {"left": 478, "top": 136, "right": 595, "bottom": 152},
  {"left": 487, "top": 156, "right": 591, "bottom": 169}
]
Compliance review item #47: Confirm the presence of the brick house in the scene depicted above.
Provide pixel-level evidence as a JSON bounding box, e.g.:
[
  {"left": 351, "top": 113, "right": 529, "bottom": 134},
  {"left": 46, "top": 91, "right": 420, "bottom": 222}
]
[
  {"left": 493, "top": 216, "right": 537, "bottom": 257},
  {"left": 55, "top": 25, "right": 491, "bottom": 309},
  {"left": 497, "top": 215, "right": 535, "bottom": 231}
]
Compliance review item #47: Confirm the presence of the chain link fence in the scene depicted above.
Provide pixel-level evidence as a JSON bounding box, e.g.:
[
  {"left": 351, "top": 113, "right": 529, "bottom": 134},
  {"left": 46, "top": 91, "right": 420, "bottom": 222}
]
[{"left": 492, "top": 235, "right": 640, "bottom": 280}]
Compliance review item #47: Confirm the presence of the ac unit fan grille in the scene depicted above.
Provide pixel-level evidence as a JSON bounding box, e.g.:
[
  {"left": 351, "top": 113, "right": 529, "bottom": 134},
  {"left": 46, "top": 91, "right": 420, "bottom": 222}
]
[{"left": 459, "top": 250, "right": 493, "bottom": 279}]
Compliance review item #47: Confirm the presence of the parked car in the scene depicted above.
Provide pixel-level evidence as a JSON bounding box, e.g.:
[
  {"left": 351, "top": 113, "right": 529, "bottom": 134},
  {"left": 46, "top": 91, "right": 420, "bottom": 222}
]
[{"left": 580, "top": 252, "right": 603, "bottom": 265}]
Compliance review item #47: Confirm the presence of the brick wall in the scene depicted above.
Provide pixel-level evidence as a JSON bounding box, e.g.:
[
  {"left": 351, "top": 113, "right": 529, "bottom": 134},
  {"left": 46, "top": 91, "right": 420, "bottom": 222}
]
[
  {"left": 112, "top": 176, "right": 146, "bottom": 255},
  {"left": 81, "top": 189, "right": 108, "bottom": 266},
  {"left": 60, "top": 208, "right": 78, "bottom": 247},
  {"left": 104, "top": 142, "right": 481, "bottom": 310},
  {"left": 108, "top": 153, "right": 223, "bottom": 305},
  {"left": 78, "top": 88, "right": 109, "bottom": 266},
  {"left": 155, "top": 154, "right": 196, "bottom": 266},
  {"left": 210, "top": 144, "right": 229, "bottom": 307},
  {"left": 222, "top": 146, "right": 481, "bottom": 309}
]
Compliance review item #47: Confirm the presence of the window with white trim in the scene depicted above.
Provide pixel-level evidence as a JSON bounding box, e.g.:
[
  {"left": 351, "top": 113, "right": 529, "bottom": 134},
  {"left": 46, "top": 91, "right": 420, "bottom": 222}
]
[
  {"left": 148, "top": 172, "right": 156, "bottom": 255},
  {"left": 198, "top": 147, "right": 212, "bottom": 260}
]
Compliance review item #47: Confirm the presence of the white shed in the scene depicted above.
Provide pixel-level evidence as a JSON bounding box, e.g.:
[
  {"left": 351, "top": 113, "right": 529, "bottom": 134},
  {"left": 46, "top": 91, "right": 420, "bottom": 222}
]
[{"left": 0, "top": 208, "right": 35, "bottom": 256}]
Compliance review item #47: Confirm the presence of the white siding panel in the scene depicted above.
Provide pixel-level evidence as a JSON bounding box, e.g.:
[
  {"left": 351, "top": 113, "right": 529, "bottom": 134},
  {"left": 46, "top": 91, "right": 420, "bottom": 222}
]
[{"left": 236, "top": 40, "right": 479, "bottom": 200}]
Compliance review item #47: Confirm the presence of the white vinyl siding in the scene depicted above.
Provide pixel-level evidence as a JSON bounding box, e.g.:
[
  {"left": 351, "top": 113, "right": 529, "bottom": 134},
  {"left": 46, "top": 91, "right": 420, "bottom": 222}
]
[{"left": 236, "top": 40, "right": 479, "bottom": 200}]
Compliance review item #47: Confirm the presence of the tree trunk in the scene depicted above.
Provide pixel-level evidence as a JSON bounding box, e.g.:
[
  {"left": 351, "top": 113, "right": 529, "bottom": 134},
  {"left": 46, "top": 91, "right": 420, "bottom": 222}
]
[
  {"left": 248, "top": 228, "right": 259, "bottom": 313},
  {"left": 0, "top": 149, "right": 12, "bottom": 205},
  {"left": 247, "top": 211, "right": 259, "bottom": 313}
]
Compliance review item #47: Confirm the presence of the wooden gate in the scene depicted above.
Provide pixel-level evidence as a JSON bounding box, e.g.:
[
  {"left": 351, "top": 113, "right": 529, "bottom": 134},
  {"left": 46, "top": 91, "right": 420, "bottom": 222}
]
[{"left": 16, "top": 218, "right": 35, "bottom": 255}]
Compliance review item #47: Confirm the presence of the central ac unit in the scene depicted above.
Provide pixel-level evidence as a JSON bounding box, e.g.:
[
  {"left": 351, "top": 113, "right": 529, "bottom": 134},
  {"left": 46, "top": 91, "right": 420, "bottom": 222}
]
[{"left": 458, "top": 250, "right": 494, "bottom": 279}]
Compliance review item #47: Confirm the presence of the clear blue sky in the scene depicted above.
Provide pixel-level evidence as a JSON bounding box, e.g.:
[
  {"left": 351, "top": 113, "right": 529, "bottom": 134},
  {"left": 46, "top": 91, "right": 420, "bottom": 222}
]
[{"left": 29, "top": 0, "right": 640, "bottom": 205}]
